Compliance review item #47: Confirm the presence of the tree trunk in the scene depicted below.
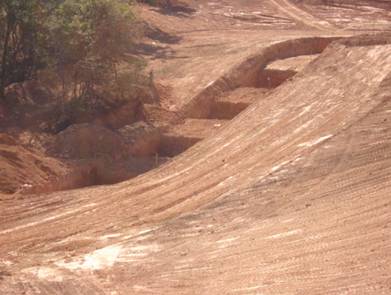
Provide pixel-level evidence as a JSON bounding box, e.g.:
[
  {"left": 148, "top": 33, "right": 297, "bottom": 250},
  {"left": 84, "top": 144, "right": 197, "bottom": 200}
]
[{"left": 0, "top": 14, "right": 13, "bottom": 103}]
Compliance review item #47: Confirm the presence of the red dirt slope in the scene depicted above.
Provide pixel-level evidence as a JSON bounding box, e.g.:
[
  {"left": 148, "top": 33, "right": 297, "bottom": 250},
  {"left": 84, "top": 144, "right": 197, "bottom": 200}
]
[
  {"left": 1, "top": 34, "right": 391, "bottom": 294},
  {"left": 1, "top": 1, "right": 391, "bottom": 294}
]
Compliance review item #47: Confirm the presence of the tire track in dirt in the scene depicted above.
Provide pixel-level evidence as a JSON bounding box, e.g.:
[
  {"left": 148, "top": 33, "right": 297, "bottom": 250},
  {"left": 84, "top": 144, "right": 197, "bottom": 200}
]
[{"left": 270, "top": 0, "right": 339, "bottom": 31}]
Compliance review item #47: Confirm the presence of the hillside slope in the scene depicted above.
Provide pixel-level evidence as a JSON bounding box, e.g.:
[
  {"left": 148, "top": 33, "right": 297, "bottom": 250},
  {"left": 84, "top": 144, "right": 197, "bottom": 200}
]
[{"left": 1, "top": 33, "right": 391, "bottom": 294}]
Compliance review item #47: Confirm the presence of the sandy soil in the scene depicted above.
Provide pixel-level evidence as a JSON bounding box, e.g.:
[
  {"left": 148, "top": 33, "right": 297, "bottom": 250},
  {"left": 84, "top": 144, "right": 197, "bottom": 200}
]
[{"left": 1, "top": 1, "right": 391, "bottom": 294}]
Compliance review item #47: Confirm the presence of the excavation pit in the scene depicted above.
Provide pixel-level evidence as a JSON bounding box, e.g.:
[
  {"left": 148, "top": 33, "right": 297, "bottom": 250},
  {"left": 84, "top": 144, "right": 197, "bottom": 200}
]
[
  {"left": 159, "top": 119, "right": 226, "bottom": 157},
  {"left": 256, "top": 69, "right": 298, "bottom": 89},
  {"left": 209, "top": 88, "right": 269, "bottom": 120}
]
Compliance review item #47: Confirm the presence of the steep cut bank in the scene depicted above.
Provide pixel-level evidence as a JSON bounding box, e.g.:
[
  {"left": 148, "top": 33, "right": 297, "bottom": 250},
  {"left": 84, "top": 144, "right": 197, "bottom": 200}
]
[
  {"left": 181, "top": 36, "right": 338, "bottom": 119},
  {"left": 155, "top": 37, "right": 336, "bottom": 157},
  {"left": 0, "top": 36, "right": 333, "bottom": 194}
]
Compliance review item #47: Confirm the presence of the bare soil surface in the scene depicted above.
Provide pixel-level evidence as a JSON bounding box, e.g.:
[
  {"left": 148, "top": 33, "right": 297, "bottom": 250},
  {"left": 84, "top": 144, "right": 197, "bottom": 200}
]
[
  {"left": 1, "top": 1, "right": 391, "bottom": 294},
  {"left": 267, "top": 54, "right": 319, "bottom": 71}
]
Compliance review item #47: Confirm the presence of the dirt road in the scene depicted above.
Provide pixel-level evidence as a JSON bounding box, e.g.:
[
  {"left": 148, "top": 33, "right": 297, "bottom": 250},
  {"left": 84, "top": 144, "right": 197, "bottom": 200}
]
[{"left": 270, "top": 0, "right": 337, "bottom": 31}]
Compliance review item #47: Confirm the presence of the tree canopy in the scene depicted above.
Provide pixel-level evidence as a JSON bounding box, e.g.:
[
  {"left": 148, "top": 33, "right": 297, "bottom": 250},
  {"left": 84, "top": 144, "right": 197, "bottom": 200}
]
[{"left": 0, "top": 0, "right": 144, "bottom": 108}]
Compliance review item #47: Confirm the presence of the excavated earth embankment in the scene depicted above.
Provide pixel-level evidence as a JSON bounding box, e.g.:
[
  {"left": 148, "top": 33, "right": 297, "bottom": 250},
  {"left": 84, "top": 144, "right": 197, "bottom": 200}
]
[
  {"left": 0, "top": 35, "right": 342, "bottom": 195},
  {"left": 181, "top": 36, "right": 339, "bottom": 119},
  {"left": 1, "top": 31, "right": 391, "bottom": 294}
]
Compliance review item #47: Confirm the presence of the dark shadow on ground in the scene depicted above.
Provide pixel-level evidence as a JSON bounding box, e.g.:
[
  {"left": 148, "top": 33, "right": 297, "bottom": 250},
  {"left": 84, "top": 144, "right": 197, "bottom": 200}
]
[
  {"left": 144, "top": 25, "right": 182, "bottom": 44},
  {"left": 150, "top": 1, "right": 196, "bottom": 18},
  {"left": 133, "top": 43, "right": 175, "bottom": 59},
  {"left": 133, "top": 43, "right": 190, "bottom": 60}
]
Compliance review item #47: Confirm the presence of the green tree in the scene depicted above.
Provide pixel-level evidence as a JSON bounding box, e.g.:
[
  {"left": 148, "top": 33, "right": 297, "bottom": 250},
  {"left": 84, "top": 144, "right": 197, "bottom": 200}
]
[
  {"left": 47, "top": 0, "right": 143, "bottom": 108},
  {"left": 0, "top": 0, "right": 48, "bottom": 101},
  {"left": 0, "top": 0, "right": 145, "bottom": 110}
]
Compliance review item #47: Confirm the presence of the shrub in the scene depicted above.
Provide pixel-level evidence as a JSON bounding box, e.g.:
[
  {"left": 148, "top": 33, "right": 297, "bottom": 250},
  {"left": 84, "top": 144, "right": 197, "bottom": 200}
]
[{"left": 0, "top": 0, "right": 147, "bottom": 113}]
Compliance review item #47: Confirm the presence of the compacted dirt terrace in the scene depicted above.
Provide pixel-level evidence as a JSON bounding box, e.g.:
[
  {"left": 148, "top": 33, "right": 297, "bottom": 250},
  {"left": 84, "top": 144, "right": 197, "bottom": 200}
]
[{"left": 1, "top": 1, "right": 391, "bottom": 294}]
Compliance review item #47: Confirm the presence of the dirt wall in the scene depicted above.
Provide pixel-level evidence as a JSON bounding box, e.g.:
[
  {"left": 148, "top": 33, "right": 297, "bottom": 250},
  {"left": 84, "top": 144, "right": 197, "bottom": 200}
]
[
  {"left": 180, "top": 34, "right": 391, "bottom": 119},
  {"left": 181, "top": 36, "right": 339, "bottom": 119},
  {"left": 159, "top": 135, "right": 200, "bottom": 157}
]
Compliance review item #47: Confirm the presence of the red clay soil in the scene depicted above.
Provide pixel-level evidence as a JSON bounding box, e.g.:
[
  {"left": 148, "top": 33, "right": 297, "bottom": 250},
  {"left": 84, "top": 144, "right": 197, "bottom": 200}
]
[
  {"left": 1, "top": 1, "right": 391, "bottom": 294},
  {"left": 0, "top": 134, "right": 72, "bottom": 194},
  {"left": 267, "top": 54, "right": 319, "bottom": 71}
]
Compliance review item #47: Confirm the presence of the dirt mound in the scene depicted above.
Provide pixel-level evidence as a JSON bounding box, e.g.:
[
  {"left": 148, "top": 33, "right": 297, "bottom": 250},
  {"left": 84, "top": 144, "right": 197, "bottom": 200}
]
[
  {"left": 0, "top": 135, "right": 70, "bottom": 194},
  {"left": 52, "top": 124, "right": 128, "bottom": 160}
]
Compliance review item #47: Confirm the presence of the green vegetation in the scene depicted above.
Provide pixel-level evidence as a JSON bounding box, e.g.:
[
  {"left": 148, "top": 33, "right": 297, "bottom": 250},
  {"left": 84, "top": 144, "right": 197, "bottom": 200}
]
[{"left": 0, "top": 0, "right": 146, "bottom": 109}]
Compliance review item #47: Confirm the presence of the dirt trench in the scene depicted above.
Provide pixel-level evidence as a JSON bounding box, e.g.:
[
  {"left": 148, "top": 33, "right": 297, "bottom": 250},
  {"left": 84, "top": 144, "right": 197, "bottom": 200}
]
[
  {"left": 181, "top": 36, "right": 339, "bottom": 119},
  {"left": 147, "top": 37, "right": 342, "bottom": 159},
  {"left": 4, "top": 36, "right": 368, "bottom": 194}
]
